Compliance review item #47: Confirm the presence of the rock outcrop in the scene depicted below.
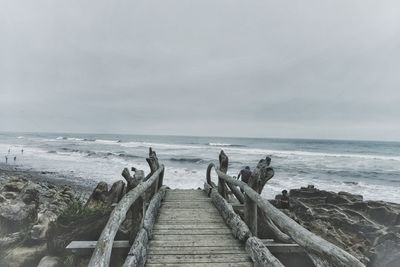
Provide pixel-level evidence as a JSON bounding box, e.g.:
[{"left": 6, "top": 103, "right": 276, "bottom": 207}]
[
  {"left": 274, "top": 186, "right": 400, "bottom": 267},
  {"left": 0, "top": 176, "right": 78, "bottom": 267}
]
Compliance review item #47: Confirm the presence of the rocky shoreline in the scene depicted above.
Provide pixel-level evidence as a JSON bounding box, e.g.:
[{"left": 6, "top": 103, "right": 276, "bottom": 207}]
[
  {"left": 273, "top": 186, "right": 400, "bottom": 267},
  {"left": 0, "top": 166, "right": 399, "bottom": 267}
]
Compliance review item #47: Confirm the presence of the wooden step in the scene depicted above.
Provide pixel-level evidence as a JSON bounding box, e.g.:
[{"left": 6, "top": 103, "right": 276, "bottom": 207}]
[
  {"left": 148, "top": 246, "right": 246, "bottom": 255},
  {"left": 153, "top": 224, "right": 229, "bottom": 230},
  {"left": 153, "top": 229, "right": 233, "bottom": 235},
  {"left": 146, "top": 254, "right": 253, "bottom": 264},
  {"left": 149, "top": 239, "right": 243, "bottom": 247}
]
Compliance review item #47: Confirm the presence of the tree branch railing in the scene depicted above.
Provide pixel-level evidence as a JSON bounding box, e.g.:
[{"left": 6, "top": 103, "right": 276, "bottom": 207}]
[
  {"left": 206, "top": 151, "right": 365, "bottom": 267},
  {"left": 88, "top": 148, "right": 164, "bottom": 267}
]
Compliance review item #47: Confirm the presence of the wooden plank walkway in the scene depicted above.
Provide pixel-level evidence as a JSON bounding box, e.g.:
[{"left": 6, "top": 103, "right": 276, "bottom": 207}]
[{"left": 146, "top": 189, "right": 253, "bottom": 266}]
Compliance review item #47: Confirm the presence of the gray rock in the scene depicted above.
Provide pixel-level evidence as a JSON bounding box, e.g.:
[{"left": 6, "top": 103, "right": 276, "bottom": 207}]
[
  {"left": 1, "top": 244, "right": 47, "bottom": 267},
  {"left": 3, "top": 181, "right": 25, "bottom": 192},
  {"left": 277, "top": 186, "right": 400, "bottom": 267},
  {"left": 3, "top": 191, "right": 17, "bottom": 199},
  {"left": 0, "top": 202, "right": 37, "bottom": 233},
  {"left": 37, "top": 256, "right": 60, "bottom": 267}
]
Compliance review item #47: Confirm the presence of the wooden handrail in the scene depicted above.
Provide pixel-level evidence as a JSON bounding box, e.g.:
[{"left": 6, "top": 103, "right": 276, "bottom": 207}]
[
  {"left": 88, "top": 165, "right": 164, "bottom": 267},
  {"left": 207, "top": 165, "right": 364, "bottom": 267}
]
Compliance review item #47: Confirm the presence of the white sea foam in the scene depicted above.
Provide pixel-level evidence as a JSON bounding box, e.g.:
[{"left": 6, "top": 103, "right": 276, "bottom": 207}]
[
  {"left": 94, "top": 139, "right": 120, "bottom": 144},
  {"left": 120, "top": 141, "right": 201, "bottom": 150},
  {"left": 67, "top": 137, "right": 85, "bottom": 141},
  {"left": 225, "top": 147, "right": 400, "bottom": 162},
  {"left": 208, "top": 143, "right": 232, "bottom": 147}
]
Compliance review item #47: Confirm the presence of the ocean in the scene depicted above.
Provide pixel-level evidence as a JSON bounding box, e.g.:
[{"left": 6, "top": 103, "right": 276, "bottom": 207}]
[{"left": 0, "top": 132, "right": 399, "bottom": 203}]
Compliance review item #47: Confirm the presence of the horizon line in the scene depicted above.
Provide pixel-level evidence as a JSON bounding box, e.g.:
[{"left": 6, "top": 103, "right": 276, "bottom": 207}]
[{"left": 0, "top": 130, "right": 399, "bottom": 143}]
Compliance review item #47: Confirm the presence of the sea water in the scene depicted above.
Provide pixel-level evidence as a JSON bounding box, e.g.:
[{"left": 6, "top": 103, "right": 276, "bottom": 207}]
[{"left": 0, "top": 132, "right": 399, "bottom": 203}]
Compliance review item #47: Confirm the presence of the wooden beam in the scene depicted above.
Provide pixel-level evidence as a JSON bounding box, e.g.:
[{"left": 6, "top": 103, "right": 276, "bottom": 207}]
[
  {"left": 245, "top": 237, "right": 284, "bottom": 267},
  {"left": 204, "top": 183, "right": 251, "bottom": 242},
  {"left": 143, "top": 186, "right": 167, "bottom": 238},
  {"left": 122, "top": 229, "right": 148, "bottom": 267}
]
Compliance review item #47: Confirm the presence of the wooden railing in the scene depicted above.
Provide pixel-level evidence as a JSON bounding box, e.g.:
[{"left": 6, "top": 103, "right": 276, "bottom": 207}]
[
  {"left": 206, "top": 150, "right": 365, "bottom": 267},
  {"left": 88, "top": 148, "right": 164, "bottom": 267}
]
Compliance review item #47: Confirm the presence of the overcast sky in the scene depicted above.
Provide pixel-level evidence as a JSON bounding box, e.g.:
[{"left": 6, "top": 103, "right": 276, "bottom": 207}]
[{"left": 1, "top": 1, "right": 400, "bottom": 140}]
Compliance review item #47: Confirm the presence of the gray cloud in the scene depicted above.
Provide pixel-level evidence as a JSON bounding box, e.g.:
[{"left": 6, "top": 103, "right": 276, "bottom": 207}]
[{"left": 1, "top": 0, "right": 400, "bottom": 140}]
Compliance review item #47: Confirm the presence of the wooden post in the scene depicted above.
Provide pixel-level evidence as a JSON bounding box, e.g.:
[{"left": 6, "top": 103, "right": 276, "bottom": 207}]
[
  {"left": 245, "top": 192, "right": 258, "bottom": 236},
  {"left": 218, "top": 150, "right": 229, "bottom": 199},
  {"left": 145, "top": 148, "right": 160, "bottom": 200},
  {"left": 158, "top": 167, "right": 164, "bottom": 190},
  {"left": 121, "top": 168, "right": 145, "bottom": 243},
  {"left": 244, "top": 157, "right": 275, "bottom": 237}
]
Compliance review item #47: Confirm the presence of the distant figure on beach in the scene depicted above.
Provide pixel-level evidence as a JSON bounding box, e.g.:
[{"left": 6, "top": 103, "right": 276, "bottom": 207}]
[
  {"left": 280, "top": 190, "right": 290, "bottom": 209},
  {"left": 238, "top": 166, "right": 252, "bottom": 184},
  {"left": 21, "top": 149, "right": 24, "bottom": 154},
  {"left": 14, "top": 156, "right": 17, "bottom": 163},
  {"left": 8, "top": 148, "right": 10, "bottom": 154},
  {"left": 5, "top": 156, "right": 8, "bottom": 164}
]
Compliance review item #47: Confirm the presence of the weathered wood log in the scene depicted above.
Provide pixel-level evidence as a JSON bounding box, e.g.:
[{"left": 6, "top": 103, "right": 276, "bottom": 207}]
[
  {"left": 244, "top": 158, "right": 273, "bottom": 237},
  {"left": 215, "top": 169, "right": 365, "bottom": 267},
  {"left": 204, "top": 183, "right": 251, "bottom": 241},
  {"left": 85, "top": 182, "right": 109, "bottom": 210},
  {"left": 245, "top": 192, "right": 257, "bottom": 236},
  {"left": 307, "top": 252, "right": 332, "bottom": 267},
  {"left": 122, "top": 228, "right": 148, "bottom": 267},
  {"left": 143, "top": 186, "right": 167, "bottom": 239},
  {"left": 107, "top": 180, "right": 125, "bottom": 205},
  {"left": 85, "top": 180, "right": 126, "bottom": 209},
  {"left": 206, "top": 155, "right": 244, "bottom": 204},
  {"left": 260, "top": 209, "right": 291, "bottom": 243},
  {"left": 145, "top": 148, "right": 159, "bottom": 179},
  {"left": 217, "top": 150, "right": 229, "bottom": 199},
  {"left": 144, "top": 148, "right": 161, "bottom": 201},
  {"left": 122, "top": 168, "right": 143, "bottom": 191},
  {"left": 245, "top": 236, "right": 284, "bottom": 267},
  {"left": 88, "top": 165, "right": 164, "bottom": 267},
  {"left": 120, "top": 169, "right": 145, "bottom": 243},
  {"left": 206, "top": 163, "right": 218, "bottom": 189},
  {"left": 227, "top": 183, "right": 245, "bottom": 204},
  {"left": 248, "top": 157, "right": 274, "bottom": 195}
]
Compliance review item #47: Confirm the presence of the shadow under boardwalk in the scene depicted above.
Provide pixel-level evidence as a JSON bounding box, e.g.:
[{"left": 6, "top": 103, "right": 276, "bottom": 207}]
[{"left": 146, "top": 189, "right": 253, "bottom": 266}]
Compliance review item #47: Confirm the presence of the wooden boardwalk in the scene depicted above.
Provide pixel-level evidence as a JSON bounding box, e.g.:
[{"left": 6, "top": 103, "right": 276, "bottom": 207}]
[{"left": 146, "top": 189, "right": 253, "bottom": 266}]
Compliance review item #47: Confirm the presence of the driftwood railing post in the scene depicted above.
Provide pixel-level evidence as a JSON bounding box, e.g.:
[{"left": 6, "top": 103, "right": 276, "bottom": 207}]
[
  {"left": 245, "top": 157, "right": 275, "bottom": 237},
  {"left": 122, "top": 167, "right": 145, "bottom": 243},
  {"left": 217, "top": 150, "right": 229, "bottom": 199},
  {"left": 244, "top": 186, "right": 258, "bottom": 236},
  {"left": 146, "top": 148, "right": 161, "bottom": 198}
]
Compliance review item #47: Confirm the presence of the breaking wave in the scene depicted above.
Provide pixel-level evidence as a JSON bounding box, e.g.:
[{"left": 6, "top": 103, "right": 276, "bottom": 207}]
[
  {"left": 208, "top": 143, "right": 246, "bottom": 147},
  {"left": 169, "top": 158, "right": 204, "bottom": 163}
]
